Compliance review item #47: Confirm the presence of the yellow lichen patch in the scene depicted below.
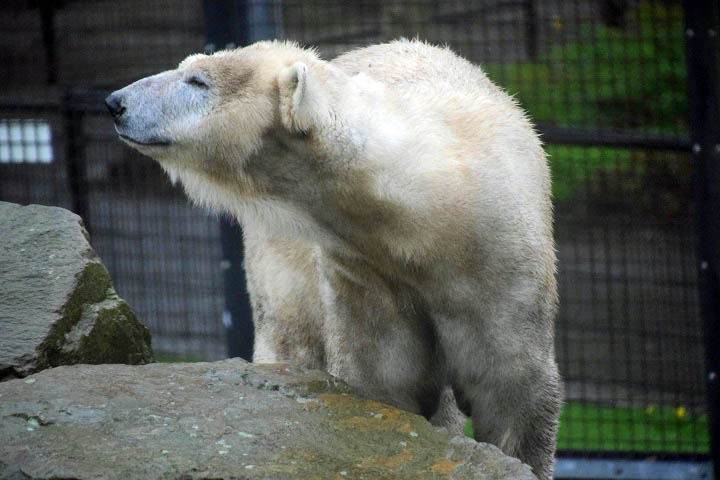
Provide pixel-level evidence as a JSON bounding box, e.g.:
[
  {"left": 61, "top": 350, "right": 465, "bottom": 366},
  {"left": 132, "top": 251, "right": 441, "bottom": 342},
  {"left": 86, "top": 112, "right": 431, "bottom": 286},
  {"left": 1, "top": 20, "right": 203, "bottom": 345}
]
[
  {"left": 276, "top": 448, "right": 317, "bottom": 463},
  {"left": 429, "top": 459, "right": 460, "bottom": 475},
  {"left": 317, "top": 394, "right": 415, "bottom": 434},
  {"left": 359, "top": 449, "right": 413, "bottom": 471},
  {"left": 303, "top": 401, "right": 319, "bottom": 411},
  {"left": 335, "top": 415, "right": 412, "bottom": 434},
  {"left": 265, "top": 447, "right": 320, "bottom": 475},
  {"left": 375, "top": 407, "right": 408, "bottom": 422},
  {"left": 316, "top": 394, "right": 388, "bottom": 412}
]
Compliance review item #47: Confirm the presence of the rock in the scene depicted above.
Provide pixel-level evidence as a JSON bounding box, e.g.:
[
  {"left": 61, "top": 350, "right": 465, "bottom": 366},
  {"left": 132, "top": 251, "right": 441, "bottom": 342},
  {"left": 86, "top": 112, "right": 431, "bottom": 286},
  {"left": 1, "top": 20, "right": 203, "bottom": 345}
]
[
  {"left": 0, "top": 201, "right": 153, "bottom": 381},
  {"left": 0, "top": 359, "right": 535, "bottom": 479}
]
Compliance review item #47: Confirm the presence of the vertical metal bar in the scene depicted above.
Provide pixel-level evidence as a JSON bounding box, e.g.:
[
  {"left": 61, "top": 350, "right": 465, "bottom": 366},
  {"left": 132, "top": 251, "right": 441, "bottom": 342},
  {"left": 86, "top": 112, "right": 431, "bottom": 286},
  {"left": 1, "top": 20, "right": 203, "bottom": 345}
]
[
  {"left": 524, "top": 0, "right": 538, "bottom": 60},
  {"left": 218, "top": 220, "right": 254, "bottom": 360},
  {"left": 683, "top": 1, "right": 720, "bottom": 478},
  {"left": 38, "top": 0, "right": 57, "bottom": 85},
  {"left": 202, "top": 0, "right": 280, "bottom": 360},
  {"left": 63, "top": 92, "right": 90, "bottom": 233}
]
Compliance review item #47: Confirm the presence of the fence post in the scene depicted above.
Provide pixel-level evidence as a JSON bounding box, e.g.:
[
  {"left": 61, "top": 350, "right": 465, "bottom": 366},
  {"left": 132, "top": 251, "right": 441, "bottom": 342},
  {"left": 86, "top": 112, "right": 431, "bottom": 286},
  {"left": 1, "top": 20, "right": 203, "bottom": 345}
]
[
  {"left": 63, "top": 91, "right": 90, "bottom": 234},
  {"left": 683, "top": 1, "right": 720, "bottom": 477},
  {"left": 202, "top": 0, "right": 280, "bottom": 360},
  {"left": 523, "top": 0, "right": 538, "bottom": 60}
]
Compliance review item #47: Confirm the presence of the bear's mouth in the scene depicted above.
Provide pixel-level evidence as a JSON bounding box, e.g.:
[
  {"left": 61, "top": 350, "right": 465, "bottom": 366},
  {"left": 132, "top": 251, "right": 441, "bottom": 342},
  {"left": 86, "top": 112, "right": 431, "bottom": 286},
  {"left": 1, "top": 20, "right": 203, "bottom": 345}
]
[{"left": 118, "top": 133, "right": 171, "bottom": 147}]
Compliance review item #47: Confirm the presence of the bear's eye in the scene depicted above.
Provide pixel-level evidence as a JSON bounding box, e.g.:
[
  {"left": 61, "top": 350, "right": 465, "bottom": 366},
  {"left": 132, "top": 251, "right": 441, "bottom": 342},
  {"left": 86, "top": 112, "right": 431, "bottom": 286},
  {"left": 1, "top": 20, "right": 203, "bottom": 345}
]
[{"left": 185, "top": 74, "right": 209, "bottom": 89}]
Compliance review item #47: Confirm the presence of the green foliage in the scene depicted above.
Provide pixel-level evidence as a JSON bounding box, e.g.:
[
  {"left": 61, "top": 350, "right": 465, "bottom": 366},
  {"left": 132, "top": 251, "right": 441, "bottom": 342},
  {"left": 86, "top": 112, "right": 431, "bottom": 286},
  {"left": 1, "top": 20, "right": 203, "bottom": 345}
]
[
  {"left": 546, "top": 145, "right": 633, "bottom": 202},
  {"left": 479, "top": 1, "right": 689, "bottom": 207},
  {"left": 484, "top": 1, "right": 687, "bottom": 133}
]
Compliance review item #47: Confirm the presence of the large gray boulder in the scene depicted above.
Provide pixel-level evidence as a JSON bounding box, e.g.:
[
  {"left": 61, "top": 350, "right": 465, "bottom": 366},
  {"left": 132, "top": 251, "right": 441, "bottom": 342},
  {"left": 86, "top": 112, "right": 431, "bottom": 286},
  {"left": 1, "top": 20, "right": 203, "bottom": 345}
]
[
  {"left": 0, "top": 201, "right": 153, "bottom": 381},
  {"left": 0, "top": 359, "right": 536, "bottom": 479}
]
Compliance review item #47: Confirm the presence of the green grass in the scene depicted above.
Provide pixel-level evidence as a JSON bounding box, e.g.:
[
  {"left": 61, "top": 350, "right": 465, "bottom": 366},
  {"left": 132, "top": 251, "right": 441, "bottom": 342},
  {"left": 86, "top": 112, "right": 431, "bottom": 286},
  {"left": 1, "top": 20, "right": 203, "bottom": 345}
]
[{"left": 465, "top": 402, "right": 710, "bottom": 454}]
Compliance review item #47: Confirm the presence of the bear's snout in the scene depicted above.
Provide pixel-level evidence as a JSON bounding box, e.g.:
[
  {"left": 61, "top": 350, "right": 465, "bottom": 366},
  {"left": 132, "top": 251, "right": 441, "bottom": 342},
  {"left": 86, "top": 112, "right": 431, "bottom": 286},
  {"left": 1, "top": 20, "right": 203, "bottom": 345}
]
[{"left": 105, "top": 92, "right": 126, "bottom": 119}]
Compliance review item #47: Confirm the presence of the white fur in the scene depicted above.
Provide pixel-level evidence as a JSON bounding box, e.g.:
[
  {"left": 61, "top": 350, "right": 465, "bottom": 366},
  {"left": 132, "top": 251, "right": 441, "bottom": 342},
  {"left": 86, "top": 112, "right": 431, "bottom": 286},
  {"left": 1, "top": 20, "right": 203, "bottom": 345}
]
[{"left": 110, "top": 39, "right": 561, "bottom": 480}]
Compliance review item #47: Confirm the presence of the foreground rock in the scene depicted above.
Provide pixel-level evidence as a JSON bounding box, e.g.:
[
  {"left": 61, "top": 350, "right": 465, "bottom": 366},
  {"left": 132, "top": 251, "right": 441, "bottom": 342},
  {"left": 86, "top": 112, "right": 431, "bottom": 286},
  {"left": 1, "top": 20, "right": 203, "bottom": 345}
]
[
  {"left": 0, "top": 359, "right": 535, "bottom": 479},
  {"left": 0, "top": 201, "right": 152, "bottom": 381}
]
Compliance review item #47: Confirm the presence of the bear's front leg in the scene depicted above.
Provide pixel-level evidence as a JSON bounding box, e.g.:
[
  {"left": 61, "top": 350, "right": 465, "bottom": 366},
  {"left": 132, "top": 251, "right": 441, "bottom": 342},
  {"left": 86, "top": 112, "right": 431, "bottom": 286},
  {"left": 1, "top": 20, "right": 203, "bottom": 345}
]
[
  {"left": 316, "top": 250, "right": 442, "bottom": 417},
  {"left": 244, "top": 225, "right": 327, "bottom": 370}
]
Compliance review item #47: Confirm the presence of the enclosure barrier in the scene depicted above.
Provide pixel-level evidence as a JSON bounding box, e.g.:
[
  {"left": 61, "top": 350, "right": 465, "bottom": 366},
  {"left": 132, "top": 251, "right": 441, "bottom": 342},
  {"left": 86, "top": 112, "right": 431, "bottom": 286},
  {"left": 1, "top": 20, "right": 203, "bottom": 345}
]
[{"left": 0, "top": 1, "right": 717, "bottom": 478}]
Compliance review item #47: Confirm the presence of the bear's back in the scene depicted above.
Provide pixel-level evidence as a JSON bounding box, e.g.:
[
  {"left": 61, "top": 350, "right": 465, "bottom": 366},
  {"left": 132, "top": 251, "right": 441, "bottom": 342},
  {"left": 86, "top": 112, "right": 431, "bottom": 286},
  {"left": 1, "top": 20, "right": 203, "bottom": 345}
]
[
  {"left": 332, "top": 39, "right": 553, "bottom": 262},
  {"left": 331, "top": 39, "right": 502, "bottom": 101},
  {"left": 331, "top": 39, "right": 535, "bottom": 147}
]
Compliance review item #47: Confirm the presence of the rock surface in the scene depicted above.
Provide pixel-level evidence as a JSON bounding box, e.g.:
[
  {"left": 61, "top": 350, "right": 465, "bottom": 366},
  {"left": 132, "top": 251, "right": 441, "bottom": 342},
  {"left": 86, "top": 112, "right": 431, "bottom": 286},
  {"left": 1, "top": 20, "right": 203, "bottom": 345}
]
[
  {"left": 0, "top": 201, "right": 153, "bottom": 381},
  {"left": 0, "top": 359, "right": 535, "bottom": 479}
]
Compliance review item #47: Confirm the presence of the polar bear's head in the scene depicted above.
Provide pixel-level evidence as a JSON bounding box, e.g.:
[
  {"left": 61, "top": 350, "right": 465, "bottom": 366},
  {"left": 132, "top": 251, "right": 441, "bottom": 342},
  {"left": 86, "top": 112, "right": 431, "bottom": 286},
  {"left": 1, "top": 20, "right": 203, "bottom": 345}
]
[{"left": 106, "top": 41, "right": 341, "bottom": 192}]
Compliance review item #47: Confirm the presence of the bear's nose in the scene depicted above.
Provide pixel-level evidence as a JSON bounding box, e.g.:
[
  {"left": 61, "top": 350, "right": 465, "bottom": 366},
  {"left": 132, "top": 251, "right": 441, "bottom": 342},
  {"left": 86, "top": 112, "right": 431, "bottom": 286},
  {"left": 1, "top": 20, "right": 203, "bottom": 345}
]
[{"left": 104, "top": 93, "right": 126, "bottom": 118}]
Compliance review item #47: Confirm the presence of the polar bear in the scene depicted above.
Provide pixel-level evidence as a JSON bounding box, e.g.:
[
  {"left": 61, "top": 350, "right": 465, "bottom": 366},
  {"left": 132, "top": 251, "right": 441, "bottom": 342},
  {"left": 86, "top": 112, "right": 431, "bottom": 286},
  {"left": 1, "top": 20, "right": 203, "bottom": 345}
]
[{"left": 107, "top": 40, "right": 561, "bottom": 479}]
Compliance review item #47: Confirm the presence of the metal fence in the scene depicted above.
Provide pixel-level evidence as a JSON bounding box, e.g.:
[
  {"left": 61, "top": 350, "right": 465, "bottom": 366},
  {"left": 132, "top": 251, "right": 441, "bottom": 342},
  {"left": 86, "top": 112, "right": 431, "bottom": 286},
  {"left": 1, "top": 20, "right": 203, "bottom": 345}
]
[{"left": 0, "top": 1, "right": 717, "bottom": 478}]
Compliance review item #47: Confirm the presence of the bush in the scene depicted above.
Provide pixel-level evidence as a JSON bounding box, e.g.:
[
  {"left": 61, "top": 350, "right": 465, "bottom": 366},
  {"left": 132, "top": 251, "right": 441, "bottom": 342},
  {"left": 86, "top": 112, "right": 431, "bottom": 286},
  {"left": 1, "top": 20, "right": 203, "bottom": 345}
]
[{"left": 481, "top": 1, "right": 690, "bottom": 212}]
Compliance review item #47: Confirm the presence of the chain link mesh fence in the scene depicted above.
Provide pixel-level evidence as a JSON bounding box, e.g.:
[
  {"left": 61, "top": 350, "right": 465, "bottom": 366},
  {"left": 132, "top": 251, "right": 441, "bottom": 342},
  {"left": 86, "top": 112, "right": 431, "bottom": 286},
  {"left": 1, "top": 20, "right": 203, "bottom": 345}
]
[{"left": 0, "top": 0, "right": 711, "bottom": 463}]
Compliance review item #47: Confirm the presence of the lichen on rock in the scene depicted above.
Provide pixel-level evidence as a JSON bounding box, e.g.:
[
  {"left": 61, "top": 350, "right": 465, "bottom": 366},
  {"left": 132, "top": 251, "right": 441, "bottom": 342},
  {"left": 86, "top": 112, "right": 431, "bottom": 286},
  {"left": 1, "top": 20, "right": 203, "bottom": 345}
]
[
  {"left": 0, "top": 201, "right": 153, "bottom": 381},
  {"left": 0, "top": 359, "right": 537, "bottom": 479}
]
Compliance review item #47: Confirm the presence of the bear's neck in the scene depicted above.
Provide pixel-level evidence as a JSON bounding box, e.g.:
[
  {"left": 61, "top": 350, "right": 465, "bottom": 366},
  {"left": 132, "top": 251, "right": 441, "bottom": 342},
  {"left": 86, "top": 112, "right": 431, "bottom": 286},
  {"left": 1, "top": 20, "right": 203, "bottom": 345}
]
[{"left": 240, "top": 131, "right": 402, "bottom": 259}]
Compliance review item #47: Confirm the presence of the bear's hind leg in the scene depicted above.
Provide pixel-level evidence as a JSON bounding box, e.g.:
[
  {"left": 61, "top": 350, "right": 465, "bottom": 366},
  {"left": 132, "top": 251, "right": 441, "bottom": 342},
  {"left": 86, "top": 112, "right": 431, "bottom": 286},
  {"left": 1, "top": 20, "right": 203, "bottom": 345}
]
[
  {"left": 429, "top": 386, "right": 467, "bottom": 436},
  {"left": 465, "top": 359, "right": 561, "bottom": 480}
]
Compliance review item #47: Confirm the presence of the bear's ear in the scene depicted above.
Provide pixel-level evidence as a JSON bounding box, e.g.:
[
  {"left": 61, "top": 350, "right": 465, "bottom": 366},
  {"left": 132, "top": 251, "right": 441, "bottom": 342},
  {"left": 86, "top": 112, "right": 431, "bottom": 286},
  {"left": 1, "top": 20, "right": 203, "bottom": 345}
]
[{"left": 278, "top": 61, "right": 329, "bottom": 134}]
